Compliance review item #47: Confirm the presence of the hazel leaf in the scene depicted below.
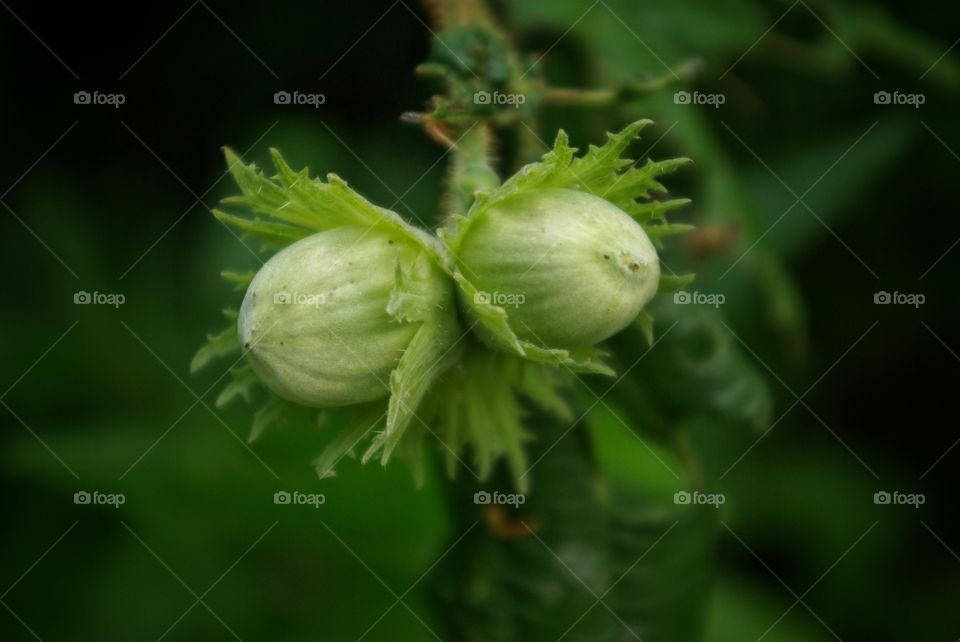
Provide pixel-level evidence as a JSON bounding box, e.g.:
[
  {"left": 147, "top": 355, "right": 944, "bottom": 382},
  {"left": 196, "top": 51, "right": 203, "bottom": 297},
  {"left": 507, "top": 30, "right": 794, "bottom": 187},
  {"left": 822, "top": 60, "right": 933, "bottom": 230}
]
[
  {"left": 635, "top": 310, "right": 655, "bottom": 346},
  {"left": 451, "top": 271, "right": 525, "bottom": 355},
  {"left": 215, "top": 364, "right": 258, "bottom": 408},
  {"left": 219, "top": 148, "right": 444, "bottom": 263},
  {"left": 645, "top": 222, "right": 697, "bottom": 240},
  {"left": 213, "top": 209, "right": 311, "bottom": 249},
  {"left": 658, "top": 273, "right": 696, "bottom": 292},
  {"left": 387, "top": 253, "right": 447, "bottom": 324},
  {"left": 394, "top": 421, "right": 427, "bottom": 488},
  {"left": 520, "top": 343, "right": 616, "bottom": 377},
  {"left": 364, "top": 314, "right": 462, "bottom": 465},
  {"left": 452, "top": 271, "right": 615, "bottom": 376},
  {"left": 249, "top": 396, "right": 294, "bottom": 443},
  {"left": 630, "top": 197, "right": 692, "bottom": 225},
  {"left": 220, "top": 270, "right": 255, "bottom": 292},
  {"left": 446, "top": 120, "right": 687, "bottom": 245},
  {"left": 313, "top": 404, "right": 385, "bottom": 479},
  {"left": 439, "top": 350, "right": 530, "bottom": 488},
  {"left": 515, "top": 362, "right": 575, "bottom": 423},
  {"left": 190, "top": 325, "right": 239, "bottom": 373}
]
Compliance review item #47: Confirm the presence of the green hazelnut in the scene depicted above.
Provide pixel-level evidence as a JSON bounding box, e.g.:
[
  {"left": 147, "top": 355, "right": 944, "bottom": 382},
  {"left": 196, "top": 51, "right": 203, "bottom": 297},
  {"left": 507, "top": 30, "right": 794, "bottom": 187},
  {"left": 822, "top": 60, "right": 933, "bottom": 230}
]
[
  {"left": 440, "top": 120, "right": 690, "bottom": 375},
  {"left": 197, "top": 147, "right": 471, "bottom": 467},
  {"left": 456, "top": 188, "right": 660, "bottom": 349},
  {"left": 238, "top": 226, "right": 457, "bottom": 408}
]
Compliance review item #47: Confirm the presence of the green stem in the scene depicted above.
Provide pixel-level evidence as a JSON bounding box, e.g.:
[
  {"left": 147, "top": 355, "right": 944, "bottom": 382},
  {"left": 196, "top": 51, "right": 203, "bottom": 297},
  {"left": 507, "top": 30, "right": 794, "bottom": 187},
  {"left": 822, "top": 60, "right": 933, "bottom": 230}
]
[{"left": 447, "top": 122, "right": 500, "bottom": 216}]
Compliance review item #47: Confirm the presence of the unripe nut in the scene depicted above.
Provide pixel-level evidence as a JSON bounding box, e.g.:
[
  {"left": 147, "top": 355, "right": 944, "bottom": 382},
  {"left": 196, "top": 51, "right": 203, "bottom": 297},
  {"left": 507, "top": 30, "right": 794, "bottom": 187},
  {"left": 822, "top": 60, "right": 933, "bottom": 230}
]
[
  {"left": 238, "top": 227, "right": 447, "bottom": 407},
  {"left": 456, "top": 188, "right": 660, "bottom": 348}
]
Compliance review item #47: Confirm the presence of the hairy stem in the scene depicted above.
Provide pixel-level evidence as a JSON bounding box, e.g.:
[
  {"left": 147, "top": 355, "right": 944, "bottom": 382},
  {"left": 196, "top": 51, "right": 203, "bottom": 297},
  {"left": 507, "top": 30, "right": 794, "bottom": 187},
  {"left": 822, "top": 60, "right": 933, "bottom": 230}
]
[{"left": 447, "top": 122, "right": 500, "bottom": 216}]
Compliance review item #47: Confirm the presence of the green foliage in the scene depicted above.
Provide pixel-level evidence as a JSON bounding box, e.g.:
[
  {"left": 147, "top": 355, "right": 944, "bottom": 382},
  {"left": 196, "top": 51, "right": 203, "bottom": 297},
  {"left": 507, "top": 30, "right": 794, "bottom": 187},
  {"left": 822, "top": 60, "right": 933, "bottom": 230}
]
[
  {"left": 189, "top": 318, "right": 239, "bottom": 374},
  {"left": 414, "top": 345, "right": 575, "bottom": 491},
  {"left": 428, "top": 24, "right": 512, "bottom": 87},
  {"left": 215, "top": 148, "right": 443, "bottom": 259},
  {"left": 443, "top": 422, "right": 715, "bottom": 641},
  {"left": 450, "top": 271, "right": 616, "bottom": 375},
  {"left": 444, "top": 120, "right": 691, "bottom": 234}
]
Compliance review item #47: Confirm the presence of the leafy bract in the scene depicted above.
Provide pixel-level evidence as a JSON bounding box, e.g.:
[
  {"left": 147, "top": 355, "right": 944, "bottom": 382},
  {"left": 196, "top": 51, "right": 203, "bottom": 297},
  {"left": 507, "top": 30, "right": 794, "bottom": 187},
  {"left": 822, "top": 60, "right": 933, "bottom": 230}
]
[
  {"left": 440, "top": 121, "right": 692, "bottom": 371},
  {"left": 215, "top": 147, "right": 444, "bottom": 261},
  {"left": 195, "top": 149, "right": 461, "bottom": 478}
]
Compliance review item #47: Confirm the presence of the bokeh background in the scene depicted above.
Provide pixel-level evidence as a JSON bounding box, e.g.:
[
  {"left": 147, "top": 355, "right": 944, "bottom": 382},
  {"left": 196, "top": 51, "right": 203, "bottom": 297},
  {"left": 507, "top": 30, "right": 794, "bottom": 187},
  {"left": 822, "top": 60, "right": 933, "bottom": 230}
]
[{"left": 1, "top": 0, "right": 958, "bottom": 640}]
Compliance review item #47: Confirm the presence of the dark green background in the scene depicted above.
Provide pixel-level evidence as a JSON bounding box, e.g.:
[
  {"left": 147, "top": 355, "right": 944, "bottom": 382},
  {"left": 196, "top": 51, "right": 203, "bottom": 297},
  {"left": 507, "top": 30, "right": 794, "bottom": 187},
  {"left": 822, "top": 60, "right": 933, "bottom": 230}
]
[{"left": 1, "top": 0, "right": 957, "bottom": 640}]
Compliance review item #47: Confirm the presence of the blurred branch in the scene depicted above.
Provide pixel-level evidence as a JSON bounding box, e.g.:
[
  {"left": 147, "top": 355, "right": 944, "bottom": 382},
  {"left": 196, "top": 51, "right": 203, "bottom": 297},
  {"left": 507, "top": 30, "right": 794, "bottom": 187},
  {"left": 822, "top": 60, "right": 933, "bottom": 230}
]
[
  {"left": 544, "top": 58, "right": 704, "bottom": 107},
  {"left": 424, "top": 0, "right": 496, "bottom": 30}
]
